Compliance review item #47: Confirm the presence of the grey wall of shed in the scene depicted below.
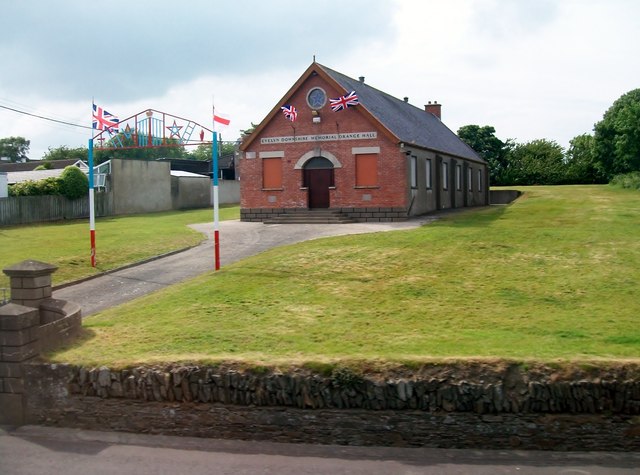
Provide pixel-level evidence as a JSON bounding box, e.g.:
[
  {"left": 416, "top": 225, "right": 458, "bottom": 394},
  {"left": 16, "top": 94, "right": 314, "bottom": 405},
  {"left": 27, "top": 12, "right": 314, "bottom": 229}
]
[
  {"left": 171, "top": 175, "right": 211, "bottom": 209},
  {"left": 171, "top": 177, "right": 241, "bottom": 209},
  {"left": 111, "top": 159, "right": 172, "bottom": 215},
  {"left": 218, "top": 180, "right": 240, "bottom": 204}
]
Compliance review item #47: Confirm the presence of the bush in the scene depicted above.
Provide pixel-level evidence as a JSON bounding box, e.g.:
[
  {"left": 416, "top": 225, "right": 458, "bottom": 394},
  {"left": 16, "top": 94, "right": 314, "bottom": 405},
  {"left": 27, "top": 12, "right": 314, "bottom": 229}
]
[
  {"left": 8, "top": 177, "right": 61, "bottom": 196},
  {"left": 39, "top": 176, "right": 63, "bottom": 195},
  {"left": 330, "top": 366, "right": 364, "bottom": 389},
  {"left": 34, "top": 162, "right": 52, "bottom": 171},
  {"left": 8, "top": 166, "right": 87, "bottom": 198},
  {"left": 59, "top": 166, "right": 88, "bottom": 200},
  {"left": 609, "top": 172, "right": 640, "bottom": 190}
]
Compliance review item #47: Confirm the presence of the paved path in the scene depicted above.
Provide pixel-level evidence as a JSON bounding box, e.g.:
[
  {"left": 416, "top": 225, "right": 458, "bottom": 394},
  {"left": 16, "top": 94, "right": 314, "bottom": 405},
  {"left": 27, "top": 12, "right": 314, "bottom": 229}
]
[
  {"left": 2, "top": 426, "right": 638, "bottom": 475},
  {"left": 54, "top": 218, "right": 434, "bottom": 317}
]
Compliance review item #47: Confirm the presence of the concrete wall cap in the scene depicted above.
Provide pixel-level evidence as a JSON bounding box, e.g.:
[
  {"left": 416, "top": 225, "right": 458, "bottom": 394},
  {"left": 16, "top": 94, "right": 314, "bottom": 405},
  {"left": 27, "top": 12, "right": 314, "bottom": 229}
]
[
  {"left": 3, "top": 260, "right": 58, "bottom": 278},
  {"left": 39, "top": 298, "right": 81, "bottom": 318},
  {"left": 0, "top": 302, "right": 39, "bottom": 316}
]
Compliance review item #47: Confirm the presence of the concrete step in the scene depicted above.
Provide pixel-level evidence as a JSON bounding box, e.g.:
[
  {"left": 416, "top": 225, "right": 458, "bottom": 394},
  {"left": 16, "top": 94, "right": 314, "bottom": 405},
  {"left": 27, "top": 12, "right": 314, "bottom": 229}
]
[{"left": 264, "top": 209, "right": 355, "bottom": 224}]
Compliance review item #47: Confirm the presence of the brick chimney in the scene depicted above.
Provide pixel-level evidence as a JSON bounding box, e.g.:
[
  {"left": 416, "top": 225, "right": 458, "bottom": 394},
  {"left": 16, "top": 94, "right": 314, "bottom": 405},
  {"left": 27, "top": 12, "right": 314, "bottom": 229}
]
[{"left": 425, "top": 101, "right": 442, "bottom": 119}]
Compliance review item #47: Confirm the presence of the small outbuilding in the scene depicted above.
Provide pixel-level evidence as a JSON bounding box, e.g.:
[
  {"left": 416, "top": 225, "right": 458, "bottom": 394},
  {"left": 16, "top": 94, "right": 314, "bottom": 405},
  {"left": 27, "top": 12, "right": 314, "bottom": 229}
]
[{"left": 239, "top": 62, "right": 489, "bottom": 222}]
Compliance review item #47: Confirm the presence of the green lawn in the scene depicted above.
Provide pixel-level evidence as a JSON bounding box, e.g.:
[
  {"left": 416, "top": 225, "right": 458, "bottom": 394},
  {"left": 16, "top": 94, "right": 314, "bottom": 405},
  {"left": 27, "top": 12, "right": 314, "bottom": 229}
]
[
  {"left": 0, "top": 206, "right": 239, "bottom": 288},
  {"left": 50, "top": 186, "right": 640, "bottom": 368}
]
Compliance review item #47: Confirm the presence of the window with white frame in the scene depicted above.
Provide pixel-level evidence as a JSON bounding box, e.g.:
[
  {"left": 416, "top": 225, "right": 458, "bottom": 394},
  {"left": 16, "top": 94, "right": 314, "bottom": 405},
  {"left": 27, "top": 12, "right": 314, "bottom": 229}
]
[
  {"left": 467, "top": 167, "right": 473, "bottom": 191},
  {"left": 477, "top": 169, "right": 483, "bottom": 191},
  {"left": 425, "top": 158, "right": 432, "bottom": 189},
  {"left": 456, "top": 164, "right": 462, "bottom": 190}
]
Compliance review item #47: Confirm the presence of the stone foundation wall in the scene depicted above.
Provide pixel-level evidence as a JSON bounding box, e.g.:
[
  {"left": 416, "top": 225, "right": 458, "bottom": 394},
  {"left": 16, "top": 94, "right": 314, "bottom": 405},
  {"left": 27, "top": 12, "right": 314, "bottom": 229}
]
[
  {"left": 22, "top": 363, "right": 640, "bottom": 451},
  {"left": 240, "top": 207, "right": 408, "bottom": 222},
  {"left": 339, "top": 207, "right": 408, "bottom": 222},
  {"left": 490, "top": 190, "right": 522, "bottom": 205}
]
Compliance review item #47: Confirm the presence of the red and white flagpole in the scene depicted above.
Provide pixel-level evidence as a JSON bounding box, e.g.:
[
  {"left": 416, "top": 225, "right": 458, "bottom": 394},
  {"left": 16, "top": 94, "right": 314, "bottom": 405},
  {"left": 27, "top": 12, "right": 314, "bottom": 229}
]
[
  {"left": 212, "top": 106, "right": 221, "bottom": 271},
  {"left": 88, "top": 136, "right": 96, "bottom": 267}
]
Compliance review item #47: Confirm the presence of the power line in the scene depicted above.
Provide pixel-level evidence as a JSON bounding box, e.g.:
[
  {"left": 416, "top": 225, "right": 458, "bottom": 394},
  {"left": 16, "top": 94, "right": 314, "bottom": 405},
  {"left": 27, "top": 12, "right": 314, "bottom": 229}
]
[{"left": 0, "top": 104, "right": 92, "bottom": 130}]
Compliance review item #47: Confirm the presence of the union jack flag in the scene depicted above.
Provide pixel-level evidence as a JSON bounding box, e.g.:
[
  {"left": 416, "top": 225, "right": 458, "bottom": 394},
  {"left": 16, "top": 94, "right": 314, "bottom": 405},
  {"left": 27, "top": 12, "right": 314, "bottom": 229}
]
[
  {"left": 92, "top": 103, "right": 119, "bottom": 132},
  {"left": 329, "top": 90, "right": 359, "bottom": 112},
  {"left": 281, "top": 104, "right": 297, "bottom": 121}
]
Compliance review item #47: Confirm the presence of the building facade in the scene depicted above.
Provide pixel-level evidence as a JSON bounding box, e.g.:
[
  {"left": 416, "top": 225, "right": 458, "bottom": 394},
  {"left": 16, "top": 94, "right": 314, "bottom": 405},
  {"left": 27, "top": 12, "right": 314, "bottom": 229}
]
[{"left": 239, "top": 63, "right": 488, "bottom": 222}]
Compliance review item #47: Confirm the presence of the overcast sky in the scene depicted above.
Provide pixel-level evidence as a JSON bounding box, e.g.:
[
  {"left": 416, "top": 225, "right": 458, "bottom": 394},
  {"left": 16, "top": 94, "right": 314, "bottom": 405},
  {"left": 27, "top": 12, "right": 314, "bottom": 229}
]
[{"left": 1, "top": 0, "right": 639, "bottom": 160}]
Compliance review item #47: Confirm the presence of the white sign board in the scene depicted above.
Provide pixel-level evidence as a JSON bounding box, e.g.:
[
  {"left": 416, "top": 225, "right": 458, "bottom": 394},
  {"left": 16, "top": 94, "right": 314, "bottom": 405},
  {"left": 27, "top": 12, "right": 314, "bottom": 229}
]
[{"left": 260, "top": 131, "right": 377, "bottom": 145}]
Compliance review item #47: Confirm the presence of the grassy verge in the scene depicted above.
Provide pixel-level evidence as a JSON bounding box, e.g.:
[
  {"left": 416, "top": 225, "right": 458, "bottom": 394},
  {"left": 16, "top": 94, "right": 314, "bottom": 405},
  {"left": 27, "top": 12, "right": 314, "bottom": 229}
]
[
  {"left": 50, "top": 186, "right": 640, "bottom": 368},
  {"left": 0, "top": 205, "right": 239, "bottom": 287}
]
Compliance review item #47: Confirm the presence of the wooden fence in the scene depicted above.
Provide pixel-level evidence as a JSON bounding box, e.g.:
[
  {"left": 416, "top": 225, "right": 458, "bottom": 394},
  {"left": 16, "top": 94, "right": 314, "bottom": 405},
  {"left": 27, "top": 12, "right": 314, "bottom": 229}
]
[{"left": 0, "top": 193, "right": 113, "bottom": 226}]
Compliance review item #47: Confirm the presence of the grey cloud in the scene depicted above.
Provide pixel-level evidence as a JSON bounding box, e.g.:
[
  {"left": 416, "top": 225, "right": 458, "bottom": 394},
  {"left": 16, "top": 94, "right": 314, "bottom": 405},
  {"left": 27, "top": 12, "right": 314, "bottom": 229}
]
[{"left": 1, "top": 0, "right": 395, "bottom": 101}]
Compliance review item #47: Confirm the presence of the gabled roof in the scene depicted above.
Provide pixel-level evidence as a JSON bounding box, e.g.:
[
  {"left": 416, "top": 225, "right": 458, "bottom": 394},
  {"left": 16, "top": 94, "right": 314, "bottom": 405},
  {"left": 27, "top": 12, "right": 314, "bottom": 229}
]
[
  {"left": 0, "top": 158, "right": 81, "bottom": 172},
  {"left": 241, "top": 62, "right": 484, "bottom": 163},
  {"left": 318, "top": 65, "right": 483, "bottom": 162},
  {"left": 6, "top": 161, "right": 88, "bottom": 185},
  {"left": 7, "top": 168, "right": 66, "bottom": 185}
]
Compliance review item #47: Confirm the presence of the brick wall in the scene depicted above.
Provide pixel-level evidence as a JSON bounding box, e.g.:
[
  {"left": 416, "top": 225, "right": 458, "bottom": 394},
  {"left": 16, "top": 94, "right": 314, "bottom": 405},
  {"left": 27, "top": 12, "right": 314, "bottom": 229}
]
[{"left": 240, "top": 74, "right": 408, "bottom": 213}]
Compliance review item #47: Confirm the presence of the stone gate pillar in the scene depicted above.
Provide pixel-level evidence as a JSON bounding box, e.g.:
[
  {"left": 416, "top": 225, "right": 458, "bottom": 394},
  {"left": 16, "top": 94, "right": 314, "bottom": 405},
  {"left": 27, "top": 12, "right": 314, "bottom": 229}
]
[
  {"left": 3, "top": 260, "right": 58, "bottom": 308},
  {"left": 0, "top": 260, "right": 58, "bottom": 425}
]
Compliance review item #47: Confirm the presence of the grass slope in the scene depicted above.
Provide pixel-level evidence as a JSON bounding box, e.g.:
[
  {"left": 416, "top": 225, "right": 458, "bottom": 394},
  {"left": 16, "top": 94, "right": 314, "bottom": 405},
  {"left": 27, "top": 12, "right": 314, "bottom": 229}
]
[
  {"left": 50, "top": 186, "right": 640, "bottom": 367},
  {"left": 0, "top": 206, "right": 239, "bottom": 288}
]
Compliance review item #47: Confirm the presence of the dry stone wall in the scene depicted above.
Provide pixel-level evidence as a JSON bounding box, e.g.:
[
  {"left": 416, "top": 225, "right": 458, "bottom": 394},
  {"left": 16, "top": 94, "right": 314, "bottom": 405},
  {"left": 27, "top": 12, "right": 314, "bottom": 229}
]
[
  {"left": 60, "top": 365, "right": 640, "bottom": 415},
  {"left": 23, "top": 363, "right": 640, "bottom": 451}
]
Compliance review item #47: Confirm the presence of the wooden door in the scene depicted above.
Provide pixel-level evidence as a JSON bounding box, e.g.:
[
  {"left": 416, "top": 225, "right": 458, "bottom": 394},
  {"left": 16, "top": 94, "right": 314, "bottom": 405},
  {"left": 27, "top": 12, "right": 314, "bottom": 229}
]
[{"left": 307, "top": 169, "right": 332, "bottom": 208}]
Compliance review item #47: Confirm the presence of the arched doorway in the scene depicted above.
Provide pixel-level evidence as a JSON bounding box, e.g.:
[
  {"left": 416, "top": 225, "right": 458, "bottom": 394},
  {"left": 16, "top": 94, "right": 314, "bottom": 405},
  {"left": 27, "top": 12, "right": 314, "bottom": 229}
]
[{"left": 303, "top": 157, "right": 334, "bottom": 208}]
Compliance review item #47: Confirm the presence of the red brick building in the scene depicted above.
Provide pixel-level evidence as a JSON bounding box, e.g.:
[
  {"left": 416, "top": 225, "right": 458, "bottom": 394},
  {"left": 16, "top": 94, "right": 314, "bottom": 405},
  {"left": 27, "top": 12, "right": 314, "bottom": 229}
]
[{"left": 239, "top": 62, "right": 488, "bottom": 222}]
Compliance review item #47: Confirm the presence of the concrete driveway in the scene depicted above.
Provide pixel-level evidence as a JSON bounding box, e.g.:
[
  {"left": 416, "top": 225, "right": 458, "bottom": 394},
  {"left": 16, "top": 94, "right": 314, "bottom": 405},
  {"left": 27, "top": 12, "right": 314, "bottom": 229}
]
[{"left": 53, "top": 218, "right": 435, "bottom": 317}]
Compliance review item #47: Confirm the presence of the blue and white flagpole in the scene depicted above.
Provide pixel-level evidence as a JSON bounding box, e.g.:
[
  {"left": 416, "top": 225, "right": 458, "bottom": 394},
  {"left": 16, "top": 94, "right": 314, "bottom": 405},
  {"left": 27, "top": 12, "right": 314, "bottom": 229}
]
[{"left": 212, "top": 107, "right": 220, "bottom": 271}]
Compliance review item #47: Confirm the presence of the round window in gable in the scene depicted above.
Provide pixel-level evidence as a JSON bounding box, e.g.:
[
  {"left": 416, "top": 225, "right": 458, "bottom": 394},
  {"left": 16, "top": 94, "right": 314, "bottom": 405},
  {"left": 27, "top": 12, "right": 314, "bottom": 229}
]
[{"left": 306, "top": 87, "right": 327, "bottom": 110}]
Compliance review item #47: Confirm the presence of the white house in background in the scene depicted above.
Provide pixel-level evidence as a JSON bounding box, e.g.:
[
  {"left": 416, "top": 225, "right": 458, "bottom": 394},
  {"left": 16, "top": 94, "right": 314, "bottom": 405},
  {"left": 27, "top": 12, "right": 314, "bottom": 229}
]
[{"left": 0, "top": 172, "right": 7, "bottom": 198}]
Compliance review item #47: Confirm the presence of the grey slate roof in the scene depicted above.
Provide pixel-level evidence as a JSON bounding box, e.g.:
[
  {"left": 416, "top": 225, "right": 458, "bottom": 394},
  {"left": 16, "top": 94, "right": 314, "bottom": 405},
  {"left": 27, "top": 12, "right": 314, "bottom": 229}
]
[
  {"left": 319, "top": 64, "right": 484, "bottom": 163},
  {"left": 0, "top": 159, "right": 81, "bottom": 172},
  {"left": 7, "top": 168, "right": 66, "bottom": 185}
]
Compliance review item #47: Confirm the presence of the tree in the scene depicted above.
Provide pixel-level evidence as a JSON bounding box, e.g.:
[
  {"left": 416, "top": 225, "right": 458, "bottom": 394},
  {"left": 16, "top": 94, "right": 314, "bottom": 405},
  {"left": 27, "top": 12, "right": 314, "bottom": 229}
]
[
  {"left": 189, "top": 141, "right": 237, "bottom": 161},
  {"left": 594, "top": 88, "right": 640, "bottom": 179},
  {"left": 190, "top": 144, "right": 212, "bottom": 161},
  {"left": 457, "top": 125, "right": 512, "bottom": 185},
  {"left": 43, "top": 145, "right": 88, "bottom": 162},
  {"left": 564, "top": 134, "right": 605, "bottom": 184},
  {"left": 240, "top": 122, "right": 259, "bottom": 138},
  {"left": 502, "top": 139, "right": 566, "bottom": 185},
  {"left": 0, "top": 136, "right": 30, "bottom": 162}
]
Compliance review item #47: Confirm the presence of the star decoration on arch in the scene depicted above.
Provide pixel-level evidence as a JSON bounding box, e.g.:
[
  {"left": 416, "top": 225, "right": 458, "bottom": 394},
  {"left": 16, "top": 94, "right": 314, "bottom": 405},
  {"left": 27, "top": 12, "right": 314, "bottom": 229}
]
[
  {"left": 166, "top": 120, "right": 183, "bottom": 139},
  {"left": 122, "top": 123, "right": 133, "bottom": 140}
]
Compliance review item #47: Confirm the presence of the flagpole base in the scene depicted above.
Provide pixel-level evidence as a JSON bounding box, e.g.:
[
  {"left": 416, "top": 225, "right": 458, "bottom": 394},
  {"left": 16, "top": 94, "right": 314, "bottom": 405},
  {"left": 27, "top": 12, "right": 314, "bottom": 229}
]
[
  {"left": 214, "top": 230, "right": 220, "bottom": 271},
  {"left": 90, "top": 229, "right": 96, "bottom": 268}
]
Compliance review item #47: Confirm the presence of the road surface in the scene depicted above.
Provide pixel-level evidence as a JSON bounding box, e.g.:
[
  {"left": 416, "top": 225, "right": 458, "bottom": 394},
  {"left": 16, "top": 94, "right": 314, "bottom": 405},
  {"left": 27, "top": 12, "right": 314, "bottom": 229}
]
[{"left": 1, "top": 426, "right": 638, "bottom": 475}]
